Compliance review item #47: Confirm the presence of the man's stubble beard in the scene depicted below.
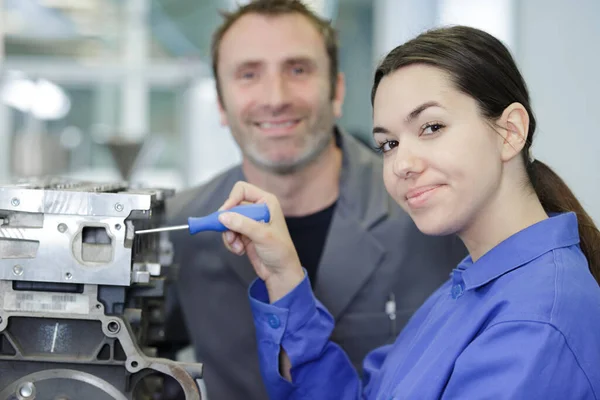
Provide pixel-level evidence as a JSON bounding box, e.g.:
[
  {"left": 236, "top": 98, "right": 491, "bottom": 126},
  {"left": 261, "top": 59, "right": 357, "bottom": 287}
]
[
  {"left": 232, "top": 108, "right": 336, "bottom": 176},
  {"left": 245, "top": 129, "right": 334, "bottom": 175}
]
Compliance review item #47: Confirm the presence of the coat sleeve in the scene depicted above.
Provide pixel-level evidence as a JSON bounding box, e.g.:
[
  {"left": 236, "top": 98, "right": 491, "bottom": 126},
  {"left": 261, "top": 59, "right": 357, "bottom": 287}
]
[{"left": 249, "top": 272, "right": 390, "bottom": 399}]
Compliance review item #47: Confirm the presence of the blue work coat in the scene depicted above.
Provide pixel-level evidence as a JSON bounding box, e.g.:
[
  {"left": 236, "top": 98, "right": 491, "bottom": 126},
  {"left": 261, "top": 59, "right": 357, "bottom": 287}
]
[{"left": 250, "top": 212, "right": 600, "bottom": 399}]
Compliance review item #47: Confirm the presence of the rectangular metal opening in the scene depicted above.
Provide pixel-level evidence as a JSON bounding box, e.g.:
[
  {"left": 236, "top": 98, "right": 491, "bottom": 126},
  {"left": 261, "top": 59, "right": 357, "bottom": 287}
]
[{"left": 81, "top": 227, "right": 112, "bottom": 263}]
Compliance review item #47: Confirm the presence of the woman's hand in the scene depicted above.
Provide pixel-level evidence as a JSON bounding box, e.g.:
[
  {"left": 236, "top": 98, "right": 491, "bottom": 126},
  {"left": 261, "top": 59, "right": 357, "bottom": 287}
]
[{"left": 218, "top": 181, "right": 304, "bottom": 303}]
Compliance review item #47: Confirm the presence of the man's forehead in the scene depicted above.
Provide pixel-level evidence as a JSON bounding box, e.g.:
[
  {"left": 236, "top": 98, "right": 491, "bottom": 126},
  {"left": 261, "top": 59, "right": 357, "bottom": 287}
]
[
  {"left": 219, "top": 13, "right": 326, "bottom": 61},
  {"left": 227, "top": 12, "right": 321, "bottom": 36}
]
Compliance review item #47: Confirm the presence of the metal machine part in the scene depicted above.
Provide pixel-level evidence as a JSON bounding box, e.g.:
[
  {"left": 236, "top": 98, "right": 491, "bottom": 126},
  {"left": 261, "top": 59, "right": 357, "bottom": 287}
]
[{"left": 0, "top": 178, "right": 203, "bottom": 399}]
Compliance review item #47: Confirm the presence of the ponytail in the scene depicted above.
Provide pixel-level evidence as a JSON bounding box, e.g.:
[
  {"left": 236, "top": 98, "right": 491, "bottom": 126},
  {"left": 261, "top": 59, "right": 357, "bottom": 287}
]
[{"left": 528, "top": 160, "right": 600, "bottom": 285}]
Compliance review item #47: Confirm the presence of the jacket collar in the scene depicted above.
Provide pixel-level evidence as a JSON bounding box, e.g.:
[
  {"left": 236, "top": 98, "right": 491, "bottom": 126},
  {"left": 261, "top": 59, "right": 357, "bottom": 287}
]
[
  {"left": 311, "top": 127, "right": 390, "bottom": 319},
  {"left": 456, "top": 212, "right": 580, "bottom": 291},
  {"left": 335, "top": 127, "right": 389, "bottom": 229}
]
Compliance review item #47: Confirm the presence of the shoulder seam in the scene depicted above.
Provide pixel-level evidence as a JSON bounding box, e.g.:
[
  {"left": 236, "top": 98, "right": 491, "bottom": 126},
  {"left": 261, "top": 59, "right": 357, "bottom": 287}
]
[
  {"left": 551, "top": 249, "right": 560, "bottom": 323},
  {"left": 482, "top": 320, "right": 597, "bottom": 399}
]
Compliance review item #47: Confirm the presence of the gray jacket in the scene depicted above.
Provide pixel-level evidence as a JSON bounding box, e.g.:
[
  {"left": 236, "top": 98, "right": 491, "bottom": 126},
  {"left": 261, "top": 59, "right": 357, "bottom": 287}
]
[{"left": 163, "top": 129, "right": 467, "bottom": 399}]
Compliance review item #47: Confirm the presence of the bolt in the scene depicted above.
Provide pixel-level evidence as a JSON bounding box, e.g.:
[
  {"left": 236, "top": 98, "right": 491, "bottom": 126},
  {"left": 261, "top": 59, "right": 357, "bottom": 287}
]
[
  {"left": 18, "top": 382, "right": 34, "bottom": 398},
  {"left": 57, "top": 223, "right": 67, "bottom": 233},
  {"left": 10, "top": 198, "right": 20, "bottom": 207},
  {"left": 13, "top": 265, "right": 23, "bottom": 276},
  {"left": 65, "top": 272, "right": 72, "bottom": 280},
  {"left": 114, "top": 203, "right": 124, "bottom": 212},
  {"left": 115, "top": 223, "right": 121, "bottom": 231}
]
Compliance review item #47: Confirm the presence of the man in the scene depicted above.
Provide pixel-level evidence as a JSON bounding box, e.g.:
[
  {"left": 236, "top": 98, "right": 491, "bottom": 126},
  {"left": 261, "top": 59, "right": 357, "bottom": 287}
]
[{"left": 162, "top": 1, "right": 467, "bottom": 399}]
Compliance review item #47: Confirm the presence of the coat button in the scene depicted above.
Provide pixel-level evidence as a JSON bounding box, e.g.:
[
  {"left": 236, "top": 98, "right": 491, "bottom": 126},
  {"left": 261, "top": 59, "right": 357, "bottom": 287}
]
[
  {"left": 267, "top": 314, "right": 281, "bottom": 329},
  {"left": 451, "top": 284, "right": 464, "bottom": 299}
]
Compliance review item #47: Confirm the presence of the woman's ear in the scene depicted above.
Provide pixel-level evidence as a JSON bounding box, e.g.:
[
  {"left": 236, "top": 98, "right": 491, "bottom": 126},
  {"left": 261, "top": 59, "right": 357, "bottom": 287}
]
[{"left": 497, "top": 102, "right": 529, "bottom": 162}]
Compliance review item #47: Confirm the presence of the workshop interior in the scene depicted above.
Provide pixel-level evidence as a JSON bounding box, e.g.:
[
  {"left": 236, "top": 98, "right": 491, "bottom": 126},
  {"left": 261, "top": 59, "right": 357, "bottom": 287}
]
[{"left": 0, "top": 0, "right": 598, "bottom": 398}]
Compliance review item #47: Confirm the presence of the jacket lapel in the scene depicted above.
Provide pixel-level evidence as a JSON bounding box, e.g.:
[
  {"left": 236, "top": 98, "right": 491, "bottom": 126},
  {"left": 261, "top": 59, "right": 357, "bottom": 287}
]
[
  {"left": 313, "top": 129, "right": 390, "bottom": 321},
  {"left": 223, "top": 245, "right": 258, "bottom": 287},
  {"left": 178, "top": 167, "right": 258, "bottom": 288},
  {"left": 213, "top": 167, "right": 260, "bottom": 288},
  {"left": 314, "top": 209, "right": 385, "bottom": 320}
]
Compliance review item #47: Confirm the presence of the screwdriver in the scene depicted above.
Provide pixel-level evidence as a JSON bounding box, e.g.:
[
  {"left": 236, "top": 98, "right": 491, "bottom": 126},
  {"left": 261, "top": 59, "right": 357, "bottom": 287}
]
[{"left": 135, "top": 203, "right": 270, "bottom": 235}]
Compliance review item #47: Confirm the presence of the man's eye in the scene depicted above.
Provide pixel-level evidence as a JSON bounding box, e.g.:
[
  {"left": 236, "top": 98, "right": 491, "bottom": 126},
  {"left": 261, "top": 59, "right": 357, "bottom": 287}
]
[
  {"left": 241, "top": 71, "right": 256, "bottom": 80},
  {"left": 291, "top": 67, "right": 305, "bottom": 75}
]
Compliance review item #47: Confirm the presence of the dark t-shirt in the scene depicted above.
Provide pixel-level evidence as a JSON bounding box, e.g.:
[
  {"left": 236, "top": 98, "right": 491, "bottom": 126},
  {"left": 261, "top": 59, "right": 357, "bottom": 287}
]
[{"left": 285, "top": 201, "right": 337, "bottom": 286}]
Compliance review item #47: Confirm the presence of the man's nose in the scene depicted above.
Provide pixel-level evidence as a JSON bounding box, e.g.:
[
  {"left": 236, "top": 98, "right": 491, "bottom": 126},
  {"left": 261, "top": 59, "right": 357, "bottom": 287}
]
[{"left": 263, "top": 75, "right": 290, "bottom": 110}]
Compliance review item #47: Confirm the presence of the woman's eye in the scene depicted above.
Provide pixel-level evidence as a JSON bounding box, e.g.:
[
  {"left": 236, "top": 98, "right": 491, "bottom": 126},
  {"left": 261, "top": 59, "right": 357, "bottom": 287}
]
[
  {"left": 421, "top": 123, "right": 445, "bottom": 136},
  {"left": 377, "top": 140, "right": 399, "bottom": 153}
]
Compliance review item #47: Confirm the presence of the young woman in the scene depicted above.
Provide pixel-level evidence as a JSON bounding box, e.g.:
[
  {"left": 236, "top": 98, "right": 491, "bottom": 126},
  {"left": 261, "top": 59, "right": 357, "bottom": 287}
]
[{"left": 217, "top": 26, "right": 600, "bottom": 399}]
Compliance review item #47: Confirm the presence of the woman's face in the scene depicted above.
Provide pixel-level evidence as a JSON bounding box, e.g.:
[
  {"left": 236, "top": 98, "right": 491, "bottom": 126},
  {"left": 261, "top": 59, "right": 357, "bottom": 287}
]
[{"left": 373, "top": 64, "right": 505, "bottom": 236}]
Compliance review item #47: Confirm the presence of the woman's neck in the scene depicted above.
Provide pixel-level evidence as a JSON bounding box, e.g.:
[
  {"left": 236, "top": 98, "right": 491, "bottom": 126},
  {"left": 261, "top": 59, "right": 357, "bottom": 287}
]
[{"left": 459, "top": 182, "right": 548, "bottom": 262}]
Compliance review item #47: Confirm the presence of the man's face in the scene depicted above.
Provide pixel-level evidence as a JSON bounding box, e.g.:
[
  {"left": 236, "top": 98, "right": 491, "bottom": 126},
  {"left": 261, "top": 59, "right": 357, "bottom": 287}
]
[{"left": 216, "top": 13, "right": 344, "bottom": 175}]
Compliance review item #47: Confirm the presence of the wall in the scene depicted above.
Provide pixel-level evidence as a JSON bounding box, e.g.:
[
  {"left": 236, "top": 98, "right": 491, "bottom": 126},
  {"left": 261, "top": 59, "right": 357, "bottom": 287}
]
[
  {"left": 517, "top": 0, "right": 600, "bottom": 224},
  {"left": 336, "top": 1, "right": 374, "bottom": 142}
]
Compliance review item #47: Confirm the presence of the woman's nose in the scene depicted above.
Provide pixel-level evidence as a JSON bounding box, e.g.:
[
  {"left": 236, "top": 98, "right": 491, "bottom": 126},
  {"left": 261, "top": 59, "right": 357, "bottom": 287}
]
[{"left": 392, "top": 146, "right": 425, "bottom": 179}]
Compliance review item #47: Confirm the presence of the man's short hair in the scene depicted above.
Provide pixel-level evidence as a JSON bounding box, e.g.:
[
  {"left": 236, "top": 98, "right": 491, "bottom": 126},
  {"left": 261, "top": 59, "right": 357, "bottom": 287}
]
[{"left": 211, "top": 0, "right": 339, "bottom": 102}]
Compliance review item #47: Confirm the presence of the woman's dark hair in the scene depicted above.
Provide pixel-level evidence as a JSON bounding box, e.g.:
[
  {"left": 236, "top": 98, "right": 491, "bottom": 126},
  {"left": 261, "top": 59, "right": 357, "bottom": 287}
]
[{"left": 371, "top": 25, "right": 600, "bottom": 285}]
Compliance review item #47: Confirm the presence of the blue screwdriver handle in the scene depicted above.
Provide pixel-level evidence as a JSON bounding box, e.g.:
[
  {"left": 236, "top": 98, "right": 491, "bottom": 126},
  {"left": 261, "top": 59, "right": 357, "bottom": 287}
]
[{"left": 187, "top": 203, "right": 270, "bottom": 234}]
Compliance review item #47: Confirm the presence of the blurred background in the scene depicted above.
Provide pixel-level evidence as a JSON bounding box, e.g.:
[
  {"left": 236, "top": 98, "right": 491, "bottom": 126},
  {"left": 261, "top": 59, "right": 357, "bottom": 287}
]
[{"left": 0, "top": 0, "right": 598, "bottom": 223}]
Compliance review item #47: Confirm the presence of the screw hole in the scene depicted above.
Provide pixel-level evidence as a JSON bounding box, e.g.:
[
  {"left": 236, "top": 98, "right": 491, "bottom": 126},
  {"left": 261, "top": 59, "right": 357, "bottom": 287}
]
[
  {"left": 96, "top": 304, "right": 102, "bottom": 309},
  {"left": 65, "top": 272, "right": 72, "bottom": 280},
  {"left": 131, "top": 361, "right": 138, "bottom": 368},
  {"left": 107, "top": 321, "right": 120, "bottom": 333}
]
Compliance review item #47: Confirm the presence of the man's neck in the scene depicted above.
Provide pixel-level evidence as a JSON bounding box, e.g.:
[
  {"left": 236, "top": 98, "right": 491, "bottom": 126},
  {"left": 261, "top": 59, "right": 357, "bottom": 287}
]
[{"left": 242, "top": 141, "right": 342, "bottom": 217}]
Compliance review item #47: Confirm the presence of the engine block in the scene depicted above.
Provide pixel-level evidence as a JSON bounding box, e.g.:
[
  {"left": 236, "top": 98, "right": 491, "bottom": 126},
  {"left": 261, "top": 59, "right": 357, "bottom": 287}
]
[{"left": 0, "top": 178, "right": 202, "bottom": 400}]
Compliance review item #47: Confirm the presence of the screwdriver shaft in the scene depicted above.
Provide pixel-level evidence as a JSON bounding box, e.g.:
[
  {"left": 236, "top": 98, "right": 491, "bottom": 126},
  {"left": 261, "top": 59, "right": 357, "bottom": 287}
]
[
  {"left": 136, "top": 224, "right": 189, "bottom": 234},
  {"left": 134, "top": 204, "right": 270, "bottom": 236}
]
